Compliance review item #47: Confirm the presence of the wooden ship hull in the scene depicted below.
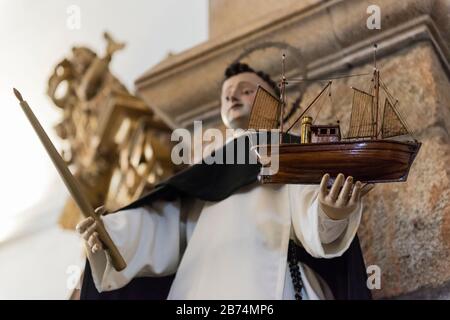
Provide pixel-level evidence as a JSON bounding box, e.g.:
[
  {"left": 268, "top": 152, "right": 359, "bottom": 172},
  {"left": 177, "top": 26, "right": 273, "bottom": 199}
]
[
  {"left": 256, "top": 139, "right": 421, "bottom": 184},
  {"left": 248, "top": 53, "right": 422, "bottom": 186}
]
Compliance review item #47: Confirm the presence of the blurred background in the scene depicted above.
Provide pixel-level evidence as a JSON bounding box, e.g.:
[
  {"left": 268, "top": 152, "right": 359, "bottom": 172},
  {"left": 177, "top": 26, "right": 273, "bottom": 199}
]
[{"left": 0, "top": 0, "right": 207, "bottom": 299}]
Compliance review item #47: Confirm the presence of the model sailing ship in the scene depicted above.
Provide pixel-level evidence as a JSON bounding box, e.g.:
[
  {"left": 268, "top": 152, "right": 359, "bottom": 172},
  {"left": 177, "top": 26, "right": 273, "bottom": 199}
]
[{"left": 248, "top": 50, "right": 421, "bottom": 185}]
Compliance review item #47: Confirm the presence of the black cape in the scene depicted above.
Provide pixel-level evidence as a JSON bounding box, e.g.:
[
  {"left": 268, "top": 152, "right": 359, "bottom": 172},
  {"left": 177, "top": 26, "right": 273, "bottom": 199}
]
[{"left": 81, "top": 134, "right": 372, "bottom": 300}]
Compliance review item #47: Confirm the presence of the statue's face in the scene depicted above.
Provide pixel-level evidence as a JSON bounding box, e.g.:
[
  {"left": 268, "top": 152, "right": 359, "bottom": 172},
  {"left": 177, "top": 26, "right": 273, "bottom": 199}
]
[{"left": 221, "top": 72, "right": 277, "bottom": 129}]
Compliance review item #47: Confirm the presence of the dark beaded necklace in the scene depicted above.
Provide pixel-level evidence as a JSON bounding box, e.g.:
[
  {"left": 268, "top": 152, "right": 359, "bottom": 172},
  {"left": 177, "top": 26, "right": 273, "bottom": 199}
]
[{"left": 288, "top": 239, "right": 304, "bottom": 300}]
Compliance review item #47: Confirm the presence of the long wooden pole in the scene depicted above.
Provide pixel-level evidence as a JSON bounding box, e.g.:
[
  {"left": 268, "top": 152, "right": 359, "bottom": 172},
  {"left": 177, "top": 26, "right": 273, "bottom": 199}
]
[{"left": 13, "top": 88, "right": 127, "bottom": 271}]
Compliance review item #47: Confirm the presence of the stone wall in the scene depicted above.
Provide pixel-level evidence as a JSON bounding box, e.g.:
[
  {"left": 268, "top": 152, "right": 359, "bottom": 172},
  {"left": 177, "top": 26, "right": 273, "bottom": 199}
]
[
  {"left": 296, "top": 42, "right": 450, "bottom": 298},
  {"left": 209, "top": 0, "right": 316, "bottom": 38},
  {"left": 360, "top": 44, "right": 450, "bottom": 299}
]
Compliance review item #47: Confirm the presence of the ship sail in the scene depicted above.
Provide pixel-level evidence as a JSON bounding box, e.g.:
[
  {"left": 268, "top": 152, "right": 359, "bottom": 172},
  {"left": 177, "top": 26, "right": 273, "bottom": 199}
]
[
  {"left": 346, "top": 87, "right": 375, "bottom": 138},
  {"left": 381, "top": 98, "right": 409, "bottom": 138},
  {"left": 247, "top": 86, "right": 281, "bottom": 130}
]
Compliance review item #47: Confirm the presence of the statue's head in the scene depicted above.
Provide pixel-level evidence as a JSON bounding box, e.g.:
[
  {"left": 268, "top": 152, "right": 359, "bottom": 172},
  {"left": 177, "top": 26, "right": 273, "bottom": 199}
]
[{"left": 221, "top": 62, "right": 279, "bottom": 129}]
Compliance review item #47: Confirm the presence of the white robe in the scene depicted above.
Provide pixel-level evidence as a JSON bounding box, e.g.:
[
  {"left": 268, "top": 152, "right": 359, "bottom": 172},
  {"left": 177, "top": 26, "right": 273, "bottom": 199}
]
[{"left": 86, "top": 183, "right": 362, "bottom": 300}]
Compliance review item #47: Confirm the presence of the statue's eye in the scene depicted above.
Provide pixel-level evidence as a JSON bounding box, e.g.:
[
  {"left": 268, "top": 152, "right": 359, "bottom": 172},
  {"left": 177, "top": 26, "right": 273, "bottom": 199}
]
[
  {"left": 243, "top": 90, "right": 253, "bottom": 95},
  {"left": 225, "top": 96, "right": 230, "bottom": 102}
]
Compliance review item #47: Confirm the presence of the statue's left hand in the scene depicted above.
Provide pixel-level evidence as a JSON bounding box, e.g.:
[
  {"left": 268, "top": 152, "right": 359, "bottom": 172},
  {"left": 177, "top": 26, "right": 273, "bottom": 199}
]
[{"left": 318, "top": 173, "right": 374, "bottom": 220}]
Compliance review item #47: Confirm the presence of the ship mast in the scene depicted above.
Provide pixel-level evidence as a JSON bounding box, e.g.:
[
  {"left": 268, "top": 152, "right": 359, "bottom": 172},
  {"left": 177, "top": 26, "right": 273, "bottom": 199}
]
[
  {"left": 279, "top": 54, "right": 287, "bottom": 143},
  {"left": 373, "top": 44, "right": 379, "bottom": 140},
  {"left": 374, "top": 69, "right": 380, "bottom": 139}
]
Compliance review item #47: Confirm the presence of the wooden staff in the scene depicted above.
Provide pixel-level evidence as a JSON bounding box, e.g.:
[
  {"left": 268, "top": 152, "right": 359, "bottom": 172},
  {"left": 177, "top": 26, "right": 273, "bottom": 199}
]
[{"left": 13, "top": 88, "right": 127, "bottom": 271}]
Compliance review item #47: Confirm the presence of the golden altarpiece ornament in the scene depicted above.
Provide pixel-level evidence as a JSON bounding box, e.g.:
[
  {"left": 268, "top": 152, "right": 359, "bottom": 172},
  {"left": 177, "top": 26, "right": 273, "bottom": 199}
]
[{"left": 47, "top": 33, "right": 180, "bottom": 229}]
